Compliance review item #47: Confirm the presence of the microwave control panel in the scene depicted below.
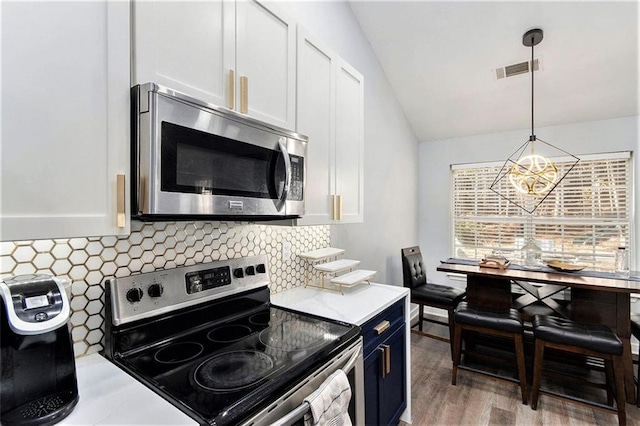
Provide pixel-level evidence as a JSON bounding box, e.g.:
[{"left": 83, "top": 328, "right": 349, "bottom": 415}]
[{"left": 290, "top": 155, "right": 304, "bottom": 201}]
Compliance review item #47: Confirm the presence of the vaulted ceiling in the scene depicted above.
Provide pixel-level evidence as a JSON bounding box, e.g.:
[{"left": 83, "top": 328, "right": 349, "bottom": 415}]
[{"left": 349, "top": 1, "right": 639, "bottom": 142}]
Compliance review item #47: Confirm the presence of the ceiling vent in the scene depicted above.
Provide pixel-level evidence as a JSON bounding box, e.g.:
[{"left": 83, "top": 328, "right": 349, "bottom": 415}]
[{"left": 496, "top": 58, "right": 540, "bottom": 80}]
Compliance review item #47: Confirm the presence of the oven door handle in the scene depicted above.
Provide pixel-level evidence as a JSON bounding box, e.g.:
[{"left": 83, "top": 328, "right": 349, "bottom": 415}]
[
  {"left": 341, "top": 343, "right": 362, "bottom": 374},
  {"left": 270, "top": 344, "right": 362, "bottom": 426},
  {"left": 276, "top": 137, "right": 292, "bottom": 210}
]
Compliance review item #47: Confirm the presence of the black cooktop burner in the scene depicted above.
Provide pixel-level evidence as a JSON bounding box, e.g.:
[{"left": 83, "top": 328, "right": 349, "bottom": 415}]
[
  {"left": 259, "top": 320, "right": 329, "bottom": 351},
  {"left": 207, "top": 324, "right": 252, "bottom": 343},
  {"left": 154, "top": 342, "right": 204, "bottom": 364},
  {"left": 248, "top": 312, "right": 271, "bottom": 326},
  {"left": 194, "top": 350, "right": 274, "bottom": 391}
]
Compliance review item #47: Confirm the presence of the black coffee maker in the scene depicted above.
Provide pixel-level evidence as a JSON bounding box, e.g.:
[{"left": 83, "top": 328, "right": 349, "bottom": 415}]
[{"left": 1, "top": 274, "right": 79, "bottom": 425}]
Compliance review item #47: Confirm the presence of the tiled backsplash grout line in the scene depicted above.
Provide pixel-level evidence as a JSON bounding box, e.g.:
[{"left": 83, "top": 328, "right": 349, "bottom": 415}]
[{"left": 0, "top": 221, "right": 330, "bottom": 357}]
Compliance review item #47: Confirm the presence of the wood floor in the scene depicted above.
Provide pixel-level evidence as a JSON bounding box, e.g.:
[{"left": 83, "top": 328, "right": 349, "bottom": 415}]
[{"left": 401, "top": 327, "right": 640, "bottom": 425}]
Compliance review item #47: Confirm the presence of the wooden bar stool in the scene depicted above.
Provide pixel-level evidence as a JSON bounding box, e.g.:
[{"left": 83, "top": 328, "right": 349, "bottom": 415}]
[
  {"left": 531, "top": 315, "right": 626, "bottom": 426},
  {"left": 451, "top": 301, "right": 528, "bottom": 405},
  {"left": 401, "top": 247, "right": 465, "bottom": 356}
]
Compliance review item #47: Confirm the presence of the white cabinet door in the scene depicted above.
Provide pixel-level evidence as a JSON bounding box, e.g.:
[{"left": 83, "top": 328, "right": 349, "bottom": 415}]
[
  {"left": 296, "top": 30, "right": 336, "bottom": 225},
  {"left": 133, "top": 0, "right": 294, "bottom": 130},
  {"left": 0, "top": 1, "right": 130, "bottom": 241},
  {"left": 236, "top": 0, "right": 296, "bottom": 129},
  {"left": 132, "top": 0, "right": 235, "bottom": 108},
  {"left": 296, "top": 28, "right": 364, "bottom": 225},
  {"left": 335, "top": 59, "right": 364, "bottom": 223}
]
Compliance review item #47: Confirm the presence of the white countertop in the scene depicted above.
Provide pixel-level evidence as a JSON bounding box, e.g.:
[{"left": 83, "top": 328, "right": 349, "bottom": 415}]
[
  {"left": 62, "top": 353, "right": 196, "bottom": 425},
  {"left": 271, "top": 282, "right": 409, "bottom": 326}
]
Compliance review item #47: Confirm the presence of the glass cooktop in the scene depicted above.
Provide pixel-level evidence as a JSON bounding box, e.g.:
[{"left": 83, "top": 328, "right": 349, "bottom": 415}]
[{"left": 115, "top": 304, "right": 358, "bottom": 426}]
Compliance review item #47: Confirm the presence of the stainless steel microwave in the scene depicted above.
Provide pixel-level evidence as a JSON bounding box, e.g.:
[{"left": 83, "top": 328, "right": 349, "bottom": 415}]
[{"left": 131, "top": 83, "right": 307, "bottom": 221}]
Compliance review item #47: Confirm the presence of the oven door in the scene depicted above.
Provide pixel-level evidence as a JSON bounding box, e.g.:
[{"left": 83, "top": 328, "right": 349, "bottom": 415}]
[
  {"left": 241, "top": 338, "right": 364, "bottom": 426},
  {"left": 136, "top": 85, "right": 306, "bottom": 218}
]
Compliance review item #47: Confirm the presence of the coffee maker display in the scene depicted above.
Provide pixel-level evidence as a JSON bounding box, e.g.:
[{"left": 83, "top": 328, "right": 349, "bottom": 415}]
[{"left": 1, "top": 274, "right": 79, "bottom": 425}]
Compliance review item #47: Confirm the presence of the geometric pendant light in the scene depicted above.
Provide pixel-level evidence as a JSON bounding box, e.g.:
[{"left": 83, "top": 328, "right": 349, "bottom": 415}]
[{"left": 490, "top": 28, "right": 579, "bottom": 214}]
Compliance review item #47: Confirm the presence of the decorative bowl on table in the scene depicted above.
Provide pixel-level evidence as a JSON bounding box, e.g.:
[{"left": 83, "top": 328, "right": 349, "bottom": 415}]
[{"left": 546, "top": 260, "right": 586, "bottom": 272}]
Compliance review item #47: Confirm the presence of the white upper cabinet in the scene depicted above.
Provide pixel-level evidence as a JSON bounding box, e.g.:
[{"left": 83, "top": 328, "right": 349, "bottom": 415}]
[
  {"left": 132, "top": 0, "right": 234, "bottom": 108},
  {"left": 132, "top": 0, "right": 296, "bottom": 130},
  {"left": 297, "top": 29, "right": 364, "bottom": 225},
  {"left": 235, "top": 1, "right": 296, "bottom": 129},
  {"left": 335, "top": 59, "right": 364, "bottom": 223},
  {"left": 296, "top": 30, "right": 336, "bottom": 225},
  {"left": 0, "top": 1, "right": 130, "bottom": 241}
]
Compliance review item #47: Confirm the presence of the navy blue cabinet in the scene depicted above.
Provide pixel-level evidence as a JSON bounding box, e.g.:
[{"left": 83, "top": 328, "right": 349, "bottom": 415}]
[{"left": 362, "top": 299, "right": 406, "bottom": 425}]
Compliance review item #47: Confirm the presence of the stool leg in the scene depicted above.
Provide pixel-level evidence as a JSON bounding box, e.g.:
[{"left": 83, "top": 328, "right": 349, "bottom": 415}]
[
  {"left": 447, "top": 307, "right": 455, "bottom": 361},
  {"left": 418, "top": 303, "right": 424, "bottom": 332},
  {"left": 637, "top": 355, "right": 640, "bottom": 409},
  {"left": 605, "top": 359, "right": 614, "bottom": 406},
  {"left": 531, "top": 339, "right": 545, "bottom": 410},
  {"left": 514, "top": 334, "right": 528, "bottom": 405},
  {"left": 452, "top": 323, "right": 462, "bottom": 386},
  {"left": 613, "top": 354, "right": 627, "bottom": 426}
]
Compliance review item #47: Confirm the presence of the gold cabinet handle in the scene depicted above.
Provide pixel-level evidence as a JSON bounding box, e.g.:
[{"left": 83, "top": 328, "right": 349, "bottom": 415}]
[
  {"left": 384, "top": 344, "right": 391, "bottom": 375},
  {"left": 331, "top": 194, "right": 337, "bottom": 220},
  {"left": 228, "top": 69, "right": 235, "bottom": 110},
  {"left": 240, "top": 76, "right": 248, "bottom": 114},
  {"left": 116, "top": 174, "right": 126, "bottom": 228},
  {"left": 374, "top": 320, "right": 390, "bottom": 335},
  {"left": 379, "top": 346, "right": 387, "bottom": 378},
  {"left": 379, "top": 344, "right": 391, "bottom": 377},
  {"left": 336, "top": 195, "right": 343, "bottom": 221}
]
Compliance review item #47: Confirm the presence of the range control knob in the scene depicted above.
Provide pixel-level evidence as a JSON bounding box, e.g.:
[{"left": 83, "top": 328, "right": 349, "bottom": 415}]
[
  {"left": 245, "top": 265, "right": 256, "bottom": 276},
  {"left": 233, "top": 268, "right": 244, "bottom": 278},
  {"left": 256, "top": 264, "right": 266, "bottom": 274},
  {"left": 126, "top": 287, "right": 144, "bottom": 303},
  {"left": 148, "top": 283, "right": 164, "bottom": 298}
]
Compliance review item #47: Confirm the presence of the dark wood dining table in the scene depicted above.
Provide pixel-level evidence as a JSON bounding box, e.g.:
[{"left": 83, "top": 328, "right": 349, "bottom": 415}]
[{"left": 437, "top": 260, "right": 640, "bottom": 403}]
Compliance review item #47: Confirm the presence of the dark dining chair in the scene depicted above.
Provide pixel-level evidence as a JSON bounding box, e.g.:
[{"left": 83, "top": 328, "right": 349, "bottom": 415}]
[
  {"left": 401, "top": 246, "right": 465, "bottom": 355},
  {"left": 452, "top": 301, "right": 529, "bottom": 405},
  {"left": 531, "top": 315, "right": 626, "bottom": 425}
]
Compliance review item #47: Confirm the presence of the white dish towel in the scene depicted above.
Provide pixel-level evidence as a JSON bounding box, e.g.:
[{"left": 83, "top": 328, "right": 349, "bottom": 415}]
[{"left": 303, "top": 369, "right": 352, "bottom": 426}]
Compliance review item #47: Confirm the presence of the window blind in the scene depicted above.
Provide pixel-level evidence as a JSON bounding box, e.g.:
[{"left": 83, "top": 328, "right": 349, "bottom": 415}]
[{"left": 451, "top": 152, "right": 632, "bottom": 270}]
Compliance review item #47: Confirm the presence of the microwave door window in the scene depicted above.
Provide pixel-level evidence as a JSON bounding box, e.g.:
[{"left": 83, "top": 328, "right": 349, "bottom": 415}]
[
  {"left": 175, "top": 144, "right": 271, "bottom": 196},
  {"left": 176, "top": 143, "right": 213, "bottom": 194},
  {"left": 161, "top": 122, "right": 280, "bottom": 200}
]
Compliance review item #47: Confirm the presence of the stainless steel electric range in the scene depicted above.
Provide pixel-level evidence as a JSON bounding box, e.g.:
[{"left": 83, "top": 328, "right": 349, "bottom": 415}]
[{"left": 102, "top": 255, "right": 363, "bottom": 426}]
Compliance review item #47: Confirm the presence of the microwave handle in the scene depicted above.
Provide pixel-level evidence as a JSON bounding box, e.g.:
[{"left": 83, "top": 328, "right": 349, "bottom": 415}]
[{"left": 277, "top": 138, "right": 292, "bottom": 207}]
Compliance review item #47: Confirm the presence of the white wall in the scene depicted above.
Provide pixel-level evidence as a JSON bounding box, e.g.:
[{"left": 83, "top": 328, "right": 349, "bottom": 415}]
[
  {"left": 419, "top": 115, "right": 639, "bottom": 287},
  {"left": 275, "top": 1, "right": 420, "bottom": 285}
]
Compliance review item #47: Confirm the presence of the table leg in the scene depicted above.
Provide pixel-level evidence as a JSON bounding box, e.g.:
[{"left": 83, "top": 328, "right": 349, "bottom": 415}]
[
  {"left": 466, "top": 275, "right": 512, "bottom": 309},
  {"left": 512, "top": 281, "right": 570, "bottom": 318},
  {"left": 622, "top": 338, "right": 636, "bottom": 404}
]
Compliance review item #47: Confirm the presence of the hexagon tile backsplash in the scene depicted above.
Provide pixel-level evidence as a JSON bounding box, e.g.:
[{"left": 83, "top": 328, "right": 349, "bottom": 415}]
[{"left": 0, "top": 221, "right": 330, "bottom": 357}]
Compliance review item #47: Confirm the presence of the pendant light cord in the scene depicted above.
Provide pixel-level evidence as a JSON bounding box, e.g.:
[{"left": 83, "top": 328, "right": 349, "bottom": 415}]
[{"left": 531, "top": 36, "right": 535, "bottom": 141}]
